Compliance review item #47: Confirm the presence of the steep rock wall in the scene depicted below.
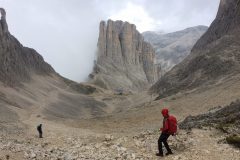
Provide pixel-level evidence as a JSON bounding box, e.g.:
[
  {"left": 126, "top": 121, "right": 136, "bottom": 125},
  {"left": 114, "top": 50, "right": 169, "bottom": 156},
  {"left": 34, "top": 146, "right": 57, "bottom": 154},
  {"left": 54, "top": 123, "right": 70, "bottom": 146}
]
[{"left": 90, "top": 20, "right": 160, "bottom": 91}]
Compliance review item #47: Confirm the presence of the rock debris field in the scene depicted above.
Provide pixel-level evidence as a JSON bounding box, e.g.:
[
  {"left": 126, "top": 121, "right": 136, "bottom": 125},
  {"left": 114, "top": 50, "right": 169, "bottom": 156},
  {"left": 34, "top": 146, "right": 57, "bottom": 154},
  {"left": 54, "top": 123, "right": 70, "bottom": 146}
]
[{"left": 0, "top": 128, "right": 239, "bottom": 160}]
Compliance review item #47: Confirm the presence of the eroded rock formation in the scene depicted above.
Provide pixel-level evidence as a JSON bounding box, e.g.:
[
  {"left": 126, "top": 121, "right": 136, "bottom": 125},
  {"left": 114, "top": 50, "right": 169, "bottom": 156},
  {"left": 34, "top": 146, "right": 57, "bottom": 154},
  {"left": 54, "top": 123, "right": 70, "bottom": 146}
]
[{"left": 90, "top": 20, "right": 160, "bottom": 91}]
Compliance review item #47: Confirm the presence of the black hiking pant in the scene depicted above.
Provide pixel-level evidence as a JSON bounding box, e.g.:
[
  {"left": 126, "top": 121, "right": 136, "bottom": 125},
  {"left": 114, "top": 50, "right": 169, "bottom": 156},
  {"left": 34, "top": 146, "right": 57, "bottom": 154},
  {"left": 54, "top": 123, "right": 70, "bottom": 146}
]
[
  {"left": 39, "top": 131, "right": 43, "bottom": 138},
  {"left": 158, "top": 132, "right": 172, "bottom": 154},
  {"left": 37, "top": 129, "right": 43, "bottom": 138}
]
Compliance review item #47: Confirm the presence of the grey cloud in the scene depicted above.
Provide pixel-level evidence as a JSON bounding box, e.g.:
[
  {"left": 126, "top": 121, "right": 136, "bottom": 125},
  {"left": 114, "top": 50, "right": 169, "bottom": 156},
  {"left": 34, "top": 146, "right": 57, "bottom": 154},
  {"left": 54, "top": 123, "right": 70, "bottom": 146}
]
[{"left": 140, "top": 0, "right": 220, "bottom": 32}]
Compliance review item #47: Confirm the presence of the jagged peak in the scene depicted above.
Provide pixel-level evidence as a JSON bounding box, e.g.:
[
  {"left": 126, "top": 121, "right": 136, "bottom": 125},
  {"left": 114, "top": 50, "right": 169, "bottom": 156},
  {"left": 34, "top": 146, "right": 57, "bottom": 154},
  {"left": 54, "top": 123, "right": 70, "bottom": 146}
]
[
  {"left": 0, "top": 7, "right": 8, "bottom": 33},
  {"left": 100, "top": 19, "right": 137, "bottom": 29},
  {"left": 0, "top": 8, "right": 6, "bottom": 18}
]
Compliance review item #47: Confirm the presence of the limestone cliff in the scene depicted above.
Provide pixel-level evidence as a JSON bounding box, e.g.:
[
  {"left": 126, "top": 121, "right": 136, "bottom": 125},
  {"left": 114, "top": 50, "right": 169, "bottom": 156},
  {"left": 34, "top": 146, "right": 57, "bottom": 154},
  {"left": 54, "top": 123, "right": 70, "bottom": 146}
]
[{"left": 90, "top": 20, "right": 160, "bottom": 91}]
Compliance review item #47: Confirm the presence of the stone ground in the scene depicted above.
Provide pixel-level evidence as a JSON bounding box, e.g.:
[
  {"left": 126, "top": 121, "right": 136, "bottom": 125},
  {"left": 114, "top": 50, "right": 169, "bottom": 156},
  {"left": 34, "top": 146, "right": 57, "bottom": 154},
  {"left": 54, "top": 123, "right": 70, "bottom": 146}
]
[
  {"left": 1, "top": 76, "right": 240, "bottom": 159},
  {"left": 0, "top": 128, "right": 239, "bottom": 160}
]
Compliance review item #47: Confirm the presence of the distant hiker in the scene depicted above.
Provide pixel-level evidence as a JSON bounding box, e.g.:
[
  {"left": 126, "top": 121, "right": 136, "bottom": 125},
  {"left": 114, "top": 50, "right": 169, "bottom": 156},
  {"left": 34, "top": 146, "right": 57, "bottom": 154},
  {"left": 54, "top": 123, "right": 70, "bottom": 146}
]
[
  {"left": 156, "top": 108, "right": 177, "bottom": 157},
  {"left": 37, "top": 124, "right": 43, "bottom": 138},
  {"left": 6, "top": 155, "right": 10, "bottom": 160}
]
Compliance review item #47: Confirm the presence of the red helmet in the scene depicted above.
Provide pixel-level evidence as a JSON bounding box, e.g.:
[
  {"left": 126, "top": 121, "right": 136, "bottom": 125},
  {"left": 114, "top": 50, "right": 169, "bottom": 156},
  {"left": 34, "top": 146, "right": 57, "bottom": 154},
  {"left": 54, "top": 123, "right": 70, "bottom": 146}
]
[{"left": 161, "top": 108, "right": 169, "bottom": 117}]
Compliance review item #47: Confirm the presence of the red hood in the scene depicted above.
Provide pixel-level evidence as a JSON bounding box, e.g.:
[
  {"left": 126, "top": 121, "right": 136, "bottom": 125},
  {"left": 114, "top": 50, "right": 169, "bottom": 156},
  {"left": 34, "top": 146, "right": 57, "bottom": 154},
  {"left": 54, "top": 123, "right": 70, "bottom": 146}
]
[{"left": 161, "top": 108, "right": 169, "bottom": 117}]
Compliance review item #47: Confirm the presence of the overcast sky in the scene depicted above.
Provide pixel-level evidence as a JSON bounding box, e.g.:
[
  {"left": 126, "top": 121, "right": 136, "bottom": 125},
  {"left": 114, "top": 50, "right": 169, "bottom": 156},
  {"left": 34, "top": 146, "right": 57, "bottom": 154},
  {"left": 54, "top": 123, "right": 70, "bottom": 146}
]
[{"left": 0, "top": 0, "right": 220, "bottom": 82}]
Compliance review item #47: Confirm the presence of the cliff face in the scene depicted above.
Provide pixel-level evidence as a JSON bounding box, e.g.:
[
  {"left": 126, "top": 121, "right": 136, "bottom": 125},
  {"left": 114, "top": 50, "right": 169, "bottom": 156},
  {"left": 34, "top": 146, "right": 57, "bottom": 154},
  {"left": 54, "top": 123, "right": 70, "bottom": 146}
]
[
  {"left": 193, "top": 0, "right": 240, "bottom": 50},
  {"left": 90, "top": 20, "right": 160, "bottom": 91},
  {"left": 151, "top": 0, "right": 240, "bottom": 98},
  {"left": 0, "top": 8, "right": 55, "bottom": 86},
  {"left": 143, "top": 26, "right": 208, "bottom": 74}
]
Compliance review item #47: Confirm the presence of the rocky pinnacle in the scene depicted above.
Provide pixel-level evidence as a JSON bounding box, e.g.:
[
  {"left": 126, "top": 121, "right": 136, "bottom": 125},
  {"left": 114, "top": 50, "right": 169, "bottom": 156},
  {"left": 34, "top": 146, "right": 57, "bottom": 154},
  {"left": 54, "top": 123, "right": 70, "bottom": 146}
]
[{"left": 91, "top": 20, "right": 161, "bottom": 91}]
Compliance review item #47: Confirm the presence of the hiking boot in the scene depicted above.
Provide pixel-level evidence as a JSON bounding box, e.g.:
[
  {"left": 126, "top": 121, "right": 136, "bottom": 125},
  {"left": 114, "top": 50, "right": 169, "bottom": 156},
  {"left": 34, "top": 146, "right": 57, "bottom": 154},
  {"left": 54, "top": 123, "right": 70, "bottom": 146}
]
[
  {"left": 156, "top": 153, "right": 164, "bottom": 157},
  {"left": 166, "top": 151, "right": 173, "bottom": 156}
]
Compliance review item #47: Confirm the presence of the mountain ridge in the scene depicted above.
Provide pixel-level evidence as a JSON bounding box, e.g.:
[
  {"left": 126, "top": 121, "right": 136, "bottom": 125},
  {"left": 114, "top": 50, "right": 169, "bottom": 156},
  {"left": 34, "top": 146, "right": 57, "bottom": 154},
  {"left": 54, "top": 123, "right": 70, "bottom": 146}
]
[{"left": 143, "top": 25, "right": 208, "bottom": 74}]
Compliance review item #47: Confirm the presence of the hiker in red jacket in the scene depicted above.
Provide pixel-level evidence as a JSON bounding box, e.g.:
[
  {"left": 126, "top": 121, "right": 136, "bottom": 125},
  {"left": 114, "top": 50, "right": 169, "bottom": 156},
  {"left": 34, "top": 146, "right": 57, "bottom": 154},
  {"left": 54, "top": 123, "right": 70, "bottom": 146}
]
[{"left": 156, "top": 108, "right": 173, "bottom": 157}]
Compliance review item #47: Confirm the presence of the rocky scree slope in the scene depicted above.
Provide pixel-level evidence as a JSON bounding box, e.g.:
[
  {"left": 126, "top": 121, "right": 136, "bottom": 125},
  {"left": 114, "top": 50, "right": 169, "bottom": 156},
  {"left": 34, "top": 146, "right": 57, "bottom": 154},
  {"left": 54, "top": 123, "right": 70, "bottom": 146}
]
[
  {"left": 143, "top": 26, "right": 208, "bottom": 74},
  {"left": 90, "top": 20, "right": 161, "bottom": 91},
  {"left": 180, "top": 100, "right": 240, "bottom": 147},
  {"left": 1, "top": 127, "right": 240, "bottom": 159},
  {"left": 151, "top": 0, "right": 240, "bottom": 98}
]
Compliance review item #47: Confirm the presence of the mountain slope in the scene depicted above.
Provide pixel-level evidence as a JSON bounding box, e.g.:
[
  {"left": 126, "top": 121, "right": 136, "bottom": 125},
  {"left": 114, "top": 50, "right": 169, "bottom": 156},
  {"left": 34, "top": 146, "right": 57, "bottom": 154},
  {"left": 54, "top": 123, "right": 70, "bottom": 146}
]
[
  {"left": 0, "top": 8, "right": 108, "bottom": 133},
  {"left": 143, "top": 26, "right": 208, "bottom": 74},
  {"left": 151, "top": 0, "right": 240, "bottom": 98},
  {"left": 0, "top": 8, "right": 54, "bottom": 86}
]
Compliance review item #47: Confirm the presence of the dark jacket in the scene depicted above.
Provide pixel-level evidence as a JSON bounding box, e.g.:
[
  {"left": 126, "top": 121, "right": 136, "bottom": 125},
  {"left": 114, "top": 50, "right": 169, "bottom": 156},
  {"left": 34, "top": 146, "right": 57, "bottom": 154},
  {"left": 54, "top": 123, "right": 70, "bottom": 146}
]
[{"left": 37, "top": 124, "right": 42, "bottom": 133}]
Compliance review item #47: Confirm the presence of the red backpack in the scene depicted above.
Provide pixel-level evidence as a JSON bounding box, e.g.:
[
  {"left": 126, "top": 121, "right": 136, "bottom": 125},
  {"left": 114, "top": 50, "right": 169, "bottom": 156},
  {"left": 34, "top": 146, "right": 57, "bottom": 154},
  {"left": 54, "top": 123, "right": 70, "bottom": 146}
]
[{"left": 168, "top": 115, "right": 177, "bottom": 135}]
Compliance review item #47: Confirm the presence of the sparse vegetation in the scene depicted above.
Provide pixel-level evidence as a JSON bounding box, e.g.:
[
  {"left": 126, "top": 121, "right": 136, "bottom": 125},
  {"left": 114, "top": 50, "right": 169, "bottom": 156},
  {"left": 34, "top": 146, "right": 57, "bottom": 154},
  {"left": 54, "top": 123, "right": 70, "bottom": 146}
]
[{"left": 226, "top": 135, "right": 240, "bottom": 147}]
